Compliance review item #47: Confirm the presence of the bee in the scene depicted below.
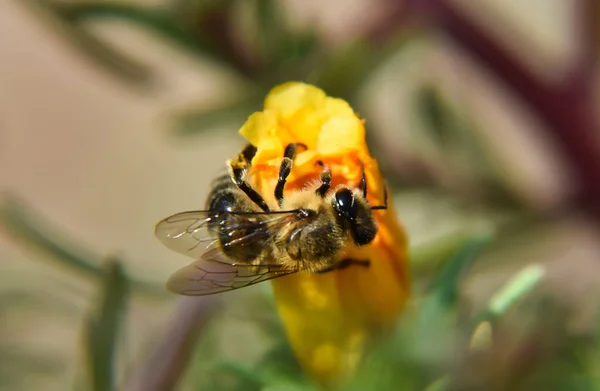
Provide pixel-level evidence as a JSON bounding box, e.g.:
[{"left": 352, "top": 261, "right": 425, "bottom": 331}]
[{"left": 155, "top": 143, "right": 387, "bottom": 295}]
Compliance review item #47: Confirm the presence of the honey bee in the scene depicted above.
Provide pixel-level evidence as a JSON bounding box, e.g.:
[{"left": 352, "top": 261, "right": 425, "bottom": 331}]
[{"left": 155, "top": 143, "right": 387, "bottom": 295}]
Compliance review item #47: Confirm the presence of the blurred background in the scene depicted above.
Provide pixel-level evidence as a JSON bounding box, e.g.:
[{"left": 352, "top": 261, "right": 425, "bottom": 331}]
[{"left": 2, "top": 0, "right": 600, "bottom": 390}]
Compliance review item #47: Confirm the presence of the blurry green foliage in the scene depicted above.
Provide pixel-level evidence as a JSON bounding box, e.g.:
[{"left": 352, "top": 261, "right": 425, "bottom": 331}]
[
  {"left": 174, "top": 88, "right": 268, "bottom": 137},
  {"left": 416, "top": 86, "right": 454, "bottom": 147},
  {"left": 23, "top": 0, "right": 523, "bottom": 212},
  {"left": 413, "top": 83, "right": 525, "bottom": 210},
  {"left": 175, "top": 233, "right": 558, "bottom": 391},
  {"left": 85, "top": 260, "right": 129, "bottom": 391},
  {"left": 340, "top": 235, "right": 491, "bottom": 391},
  {"left": 177, "top": 234, "right": 600, "bottom": 391},
  {"left": 24, "top": 0, "right": 155, "bottom": 85},
  {"left": 0, "top": 345, "right": 64, "bottom": 390},
  {"left": 23, "top": 0, "right": 415, "bottom": 138},
  {"left": 0, "top": 198, "right": 105, "bottom": 279},
  {"left": 3, "top": 187, "right": 599, "bottom": 390},
  {"left": 477, "top": 263, "right": 545, "bottom": 324},
  {"left": 4, "top": 1, "right": 600, "bottom": 391},
  {"left": 0, "top": 198, "right": 164, "bottom": 297}
]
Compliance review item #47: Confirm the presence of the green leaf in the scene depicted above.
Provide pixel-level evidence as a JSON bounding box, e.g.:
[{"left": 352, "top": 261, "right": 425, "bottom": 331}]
[
  {"left": 415, "top": 86, "right": 454, "bottom": 147},
  {"left": 24, "top": 1, "right": 251, "bottom": 85},
  {"left": 344, "top": 233, "right": 493, "bottom": 391},
  {"left": 277, "top": 30, "right": 320, "bottom": 65},
  {"left": 476, "top": 263, "right": 545, "bottom": 324},
  {"left": 0, "top": 197, "right": 163, "bottom": 296},
  {"left": 24, "top": 0, "right": 154, "bottom": 87},
  {"left": 172, "top": 94, "right": 264, "bottom": 137},
  {"left": 57, "top": 2, "right": 236, "bottom": 64},
  {"left": 255, "top": 0, "right": 285, "bottom": 64},
  {"left": 213, "top": 360, "right": 264, "bottom": 390},
  {"left": 410, "top": 230, "right": 476, "bottom": 275},
  {"left": 0, "top": 346, "right": 64, "bottom": 389},
  {"left": 257, "top": 341, "right": 311, "bottom": 388},
  {"left": 210, "top": 341, "right": 313, "bottom": 390},
  {"left": 413, "top": 83, "right": 523, "bottom": 208},
  {"left": 428, "top": 232, "right": 493, "bottom": 307},
  {"left": 0, "top": 198, "right": 103, "bottom": 278},
  {"left": 307, "top": 40, "right": 374, "bottom": 101},
  {"left": 262, "top": 383, "right": 317, "bottom": 391},
  {"left": 85, "top": 260, "right": 130, "bottom": 391},
  {"left": 307, "top": 29, "right": 417, "bottom": 103},
  {"left": 343, "top": 346, "right": 422, "bottom": 391},
  {"left": 422, "top": 376, "right": 450, "bottom": 391}
]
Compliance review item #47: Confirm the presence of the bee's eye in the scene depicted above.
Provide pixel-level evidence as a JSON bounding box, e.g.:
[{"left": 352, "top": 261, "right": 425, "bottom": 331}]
[{"left": 333, "top": 188, "right": 356, "bottom": 220}]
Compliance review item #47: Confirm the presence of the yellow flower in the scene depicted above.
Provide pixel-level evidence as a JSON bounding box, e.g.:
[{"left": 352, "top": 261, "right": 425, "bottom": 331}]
[{"left": 240, "top": 82, "right": 410, "bottom": 386}]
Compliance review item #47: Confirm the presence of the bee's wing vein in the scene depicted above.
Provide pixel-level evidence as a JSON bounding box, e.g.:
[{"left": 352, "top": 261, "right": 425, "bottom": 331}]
[{"left": 156, "top": 209, "right": 299, "bottom": 295}]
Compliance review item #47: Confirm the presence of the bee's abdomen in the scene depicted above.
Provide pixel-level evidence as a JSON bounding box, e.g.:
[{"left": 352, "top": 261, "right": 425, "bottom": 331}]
[
  {"left": 205, "top": 174, "right": 238, "bottom": 211},
  {"left": 205, "top": 173, "right": 265, "bottom": 263},
  {"left": 205, "top": 174, "right": 239, "bottom": 237}
]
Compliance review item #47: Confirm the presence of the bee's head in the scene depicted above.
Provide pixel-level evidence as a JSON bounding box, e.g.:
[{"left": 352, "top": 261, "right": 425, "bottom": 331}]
[
  {"left": 332, "top": 188, "right": 377, "bottom": 246},
  {"left": 332, "top": 188, "right": 357, "bottom": 221}
]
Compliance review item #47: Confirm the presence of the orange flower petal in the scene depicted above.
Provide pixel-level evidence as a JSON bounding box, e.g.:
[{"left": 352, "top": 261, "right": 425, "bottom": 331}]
[{"left": 238, "top": 82, "right": 410, "bottom": 386}]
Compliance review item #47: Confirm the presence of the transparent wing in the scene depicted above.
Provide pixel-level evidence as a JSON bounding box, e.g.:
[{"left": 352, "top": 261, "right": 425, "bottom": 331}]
[
  {"left": 155, "top": 210, "right": 296, "bottom": 259},
  {"left": 155, "top": 210, "right": 225, "bottom": 260},
  {"left": 165, "top": 247, "right": 297, "bottom": 295},
  {"left": 155, "top": 209, "right": 299, "bottom": 295}
]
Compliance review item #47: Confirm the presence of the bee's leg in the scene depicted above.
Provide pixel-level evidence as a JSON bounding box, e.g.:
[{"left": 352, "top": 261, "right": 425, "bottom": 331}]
[
  {"left": 228, "top": 144, "right": 271, "bottom": 212},
  {"left": 315, "top": 164, "right": 331, "bottom": 197},
  {"left": 229, "top": 144, "right": 257, "bottom": 172},
  {"left": 240, "top": 143, "right": 258, "bottom": 162},
  {"left": 316, "top": 258, "right": 371, "bottom": 274},
  {"left": 275, "top": 143, "right": 306, "bottom": 207}
]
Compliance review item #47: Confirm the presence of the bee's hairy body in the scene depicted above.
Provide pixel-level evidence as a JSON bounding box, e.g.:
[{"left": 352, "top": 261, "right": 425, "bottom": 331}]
[
  {"left": 156, "top": 142, "right": 388, "bottom": 295},
  {"left": 206, "top": 157, "right": 379, "bottom": 273},
  {"left": 205, "top": 173, "right": 272, "bottom": 264}
]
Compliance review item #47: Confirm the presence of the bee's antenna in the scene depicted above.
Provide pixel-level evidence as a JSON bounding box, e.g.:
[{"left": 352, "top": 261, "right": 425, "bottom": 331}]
[
  {"left": 358, "top": 160, "right": 367, "bottom": 198},
  {"left": 370, "top": 186, "right": 388, "bottom": 210}
]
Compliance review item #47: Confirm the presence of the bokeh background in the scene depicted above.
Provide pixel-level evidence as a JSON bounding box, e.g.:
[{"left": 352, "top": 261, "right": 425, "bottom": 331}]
[{"left": 2, "top": 1, "right": 600, "bottom": 390}]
